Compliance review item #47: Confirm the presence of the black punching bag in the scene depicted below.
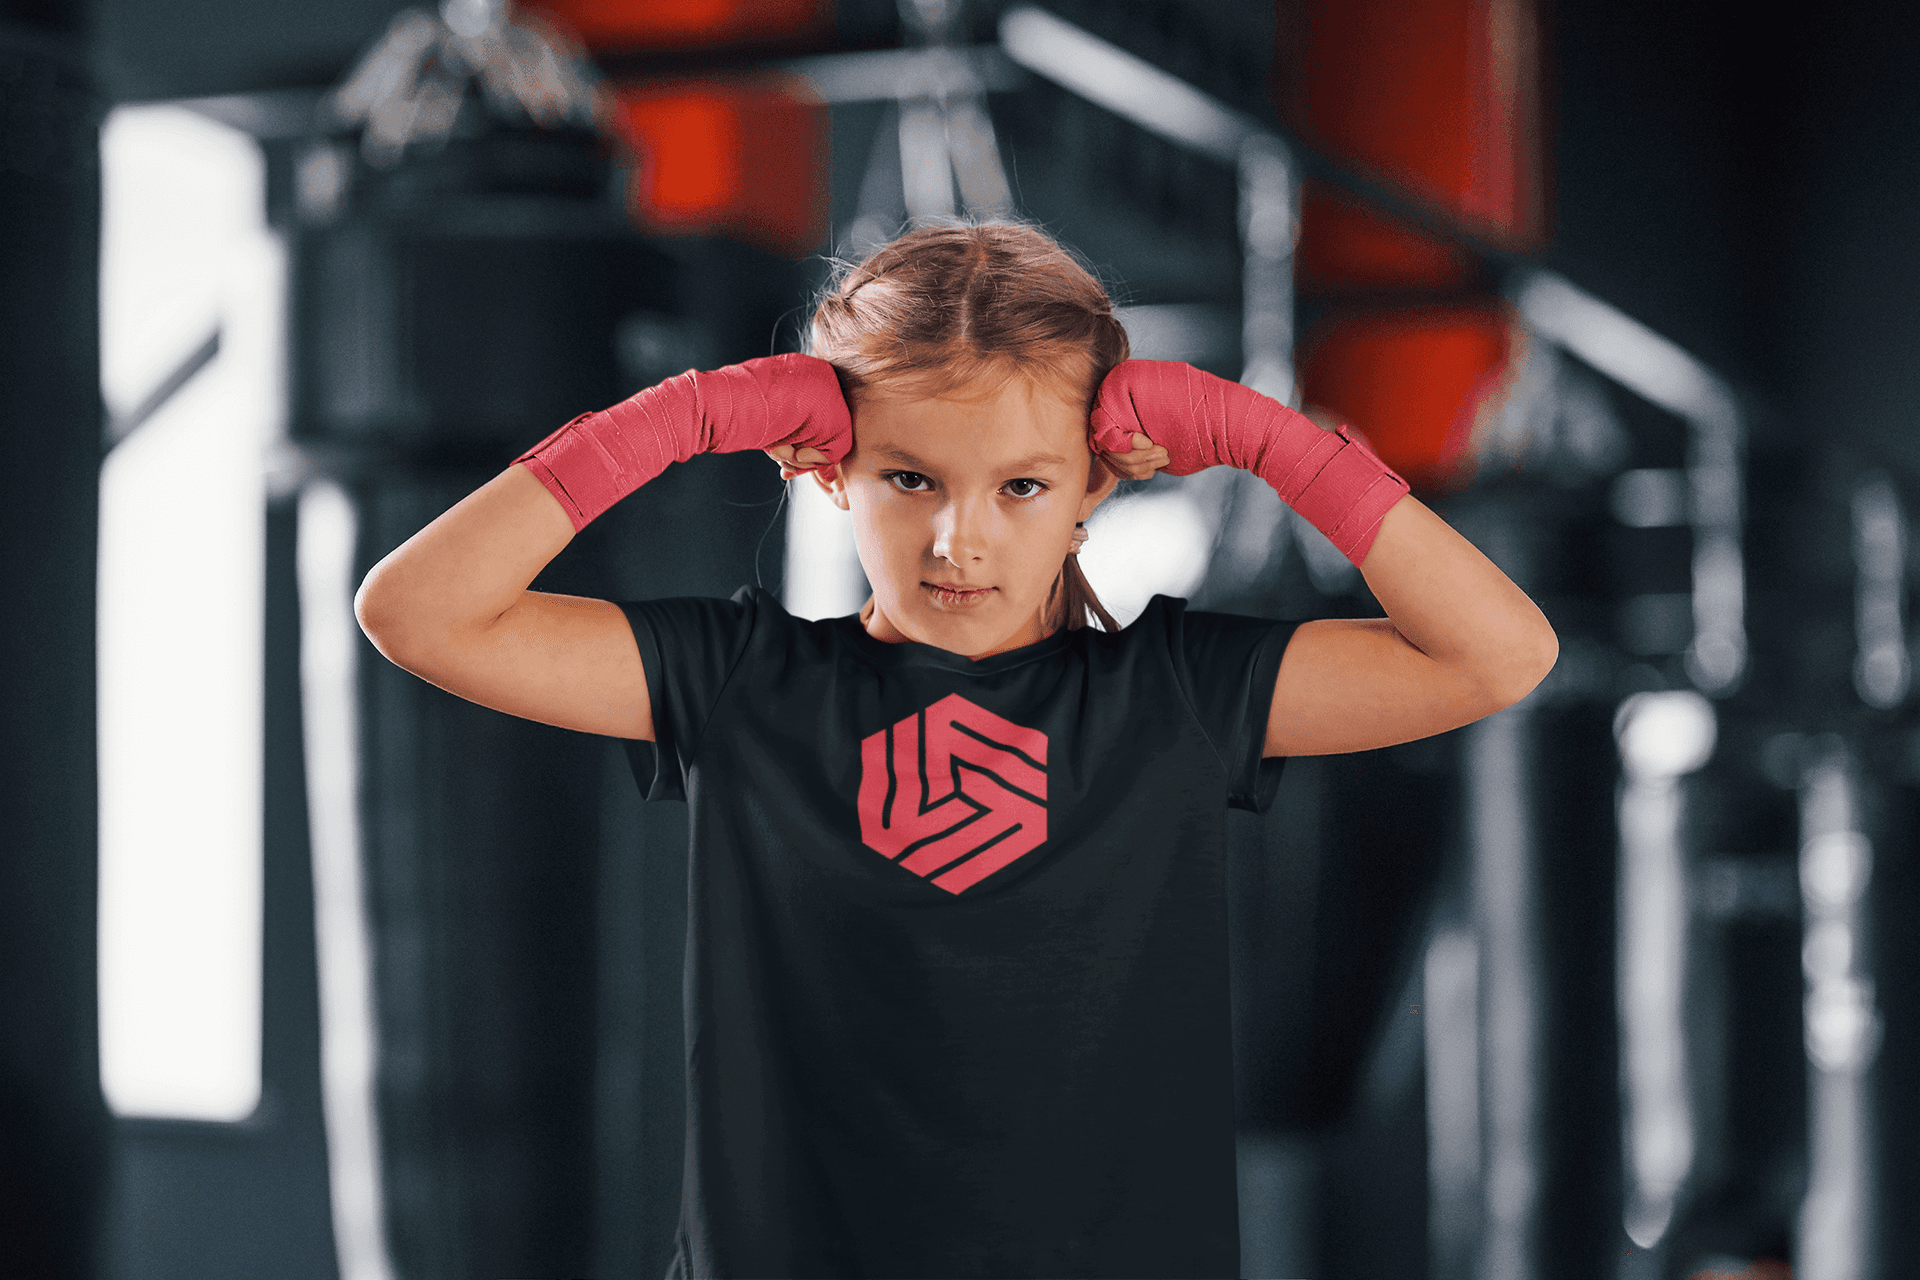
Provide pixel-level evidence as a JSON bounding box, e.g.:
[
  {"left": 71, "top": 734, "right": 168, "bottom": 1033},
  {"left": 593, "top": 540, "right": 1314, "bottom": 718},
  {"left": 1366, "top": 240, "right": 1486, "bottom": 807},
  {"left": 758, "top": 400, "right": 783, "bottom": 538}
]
[{"left": 289, "top": 121, "right": 679, "bottom": 1280}]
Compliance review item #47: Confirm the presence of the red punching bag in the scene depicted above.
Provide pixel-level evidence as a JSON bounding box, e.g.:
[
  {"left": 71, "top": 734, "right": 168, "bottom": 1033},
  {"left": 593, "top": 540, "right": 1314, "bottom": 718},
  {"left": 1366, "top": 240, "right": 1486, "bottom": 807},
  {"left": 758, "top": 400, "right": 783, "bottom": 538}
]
[{"left": 1278, "top": 0, "right": 1547, "bottom": 491}]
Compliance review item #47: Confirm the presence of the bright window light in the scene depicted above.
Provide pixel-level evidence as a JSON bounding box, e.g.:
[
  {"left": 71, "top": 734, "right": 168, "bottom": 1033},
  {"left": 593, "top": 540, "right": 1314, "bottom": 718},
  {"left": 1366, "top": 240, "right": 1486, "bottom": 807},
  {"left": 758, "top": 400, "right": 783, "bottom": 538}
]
[
  {"left": 1077, "top": 485, "right": 1213, "bottom": 626},
  {"left": 97, "top": 104, "right": 278, "bottom": 1121},
  {"left": 784, "top": 476, "right": 869, "bottom": 620}
]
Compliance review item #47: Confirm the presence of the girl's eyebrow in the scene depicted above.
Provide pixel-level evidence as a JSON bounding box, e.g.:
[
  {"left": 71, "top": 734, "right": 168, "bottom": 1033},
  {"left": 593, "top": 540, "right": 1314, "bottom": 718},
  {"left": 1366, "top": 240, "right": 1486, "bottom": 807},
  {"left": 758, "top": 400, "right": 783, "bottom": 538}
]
[
  {"left": 1001, "top": 451, "right": 1071, "bottom": 473},
  {"left": 872, "top": 445, "right": 1069, "bottom": 473},
  {"left": 870, "top": 445, "right": 934, "bottom": 468}
]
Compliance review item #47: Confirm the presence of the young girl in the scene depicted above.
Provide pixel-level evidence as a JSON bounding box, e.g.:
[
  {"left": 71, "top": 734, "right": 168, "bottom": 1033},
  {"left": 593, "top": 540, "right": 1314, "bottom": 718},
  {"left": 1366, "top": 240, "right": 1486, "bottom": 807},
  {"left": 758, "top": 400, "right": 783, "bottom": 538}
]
[{"left": 355, "top": 221, "right": 1557, "bottom": 1279}]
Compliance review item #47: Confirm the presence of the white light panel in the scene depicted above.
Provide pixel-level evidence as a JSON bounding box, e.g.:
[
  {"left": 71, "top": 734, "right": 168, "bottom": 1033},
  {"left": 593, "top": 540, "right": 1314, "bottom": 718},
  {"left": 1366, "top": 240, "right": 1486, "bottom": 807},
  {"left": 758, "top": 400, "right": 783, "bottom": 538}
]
[{"left": 98, "top": 104, "right": 276, "bottom": 1122}]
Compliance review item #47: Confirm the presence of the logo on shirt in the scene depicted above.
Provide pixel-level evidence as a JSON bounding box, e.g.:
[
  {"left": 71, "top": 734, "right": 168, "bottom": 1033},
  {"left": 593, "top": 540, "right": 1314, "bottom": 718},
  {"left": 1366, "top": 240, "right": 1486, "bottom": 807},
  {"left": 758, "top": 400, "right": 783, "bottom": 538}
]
[{"left": 857, "top": 694, "right": 1048, "bottom": 894}]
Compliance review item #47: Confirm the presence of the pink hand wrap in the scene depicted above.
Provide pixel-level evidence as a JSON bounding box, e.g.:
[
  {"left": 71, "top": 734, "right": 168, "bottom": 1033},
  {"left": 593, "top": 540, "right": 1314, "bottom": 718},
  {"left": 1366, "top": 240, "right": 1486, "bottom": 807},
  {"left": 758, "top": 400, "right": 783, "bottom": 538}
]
[
  {"left": 1092, "top": 360, "right": 1410, "bottom": 568},
  {"left": 514, "top": 353, "right": 853, "bottom": 532}
]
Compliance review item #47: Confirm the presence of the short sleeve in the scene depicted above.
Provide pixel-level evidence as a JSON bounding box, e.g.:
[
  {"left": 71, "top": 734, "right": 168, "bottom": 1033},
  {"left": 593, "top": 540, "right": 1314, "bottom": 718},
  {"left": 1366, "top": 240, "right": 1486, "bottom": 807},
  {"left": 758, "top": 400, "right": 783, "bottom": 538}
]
[
  {"left": 1165, "top": 600, "right": 1298, "bottom": 813},
  {"left": 613, "top": 588, "right": 759, "bottom": 801}
]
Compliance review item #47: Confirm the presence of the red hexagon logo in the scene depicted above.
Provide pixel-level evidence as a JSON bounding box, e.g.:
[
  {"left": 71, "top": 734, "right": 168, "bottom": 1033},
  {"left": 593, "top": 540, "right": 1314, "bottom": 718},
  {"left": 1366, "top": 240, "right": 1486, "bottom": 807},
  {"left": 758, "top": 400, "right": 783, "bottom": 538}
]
[{"left": 856, "top": 694, "right": 1048, "bottom": 894}]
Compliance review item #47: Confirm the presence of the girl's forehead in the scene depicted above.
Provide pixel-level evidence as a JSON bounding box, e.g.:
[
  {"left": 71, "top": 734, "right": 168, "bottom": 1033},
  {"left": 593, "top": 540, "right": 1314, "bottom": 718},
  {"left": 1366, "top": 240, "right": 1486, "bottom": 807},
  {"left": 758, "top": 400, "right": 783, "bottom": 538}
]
[
  {"left": 855, "top": 375, "right": 1086, "bottom": 454},
  {"left": 854, "top": 392, "right": 1088, "bottom": 474}
]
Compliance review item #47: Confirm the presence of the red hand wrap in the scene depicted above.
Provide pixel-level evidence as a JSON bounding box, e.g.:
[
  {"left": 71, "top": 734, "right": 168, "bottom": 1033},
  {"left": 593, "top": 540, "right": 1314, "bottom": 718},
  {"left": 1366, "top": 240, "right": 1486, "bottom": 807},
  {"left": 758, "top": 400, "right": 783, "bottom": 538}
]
[
  {"left": 514, "top": 353, "right": 853, "bottom": 532},
  {"left": 1092, "top": 360, "right": 1410, "bottom": 567}
]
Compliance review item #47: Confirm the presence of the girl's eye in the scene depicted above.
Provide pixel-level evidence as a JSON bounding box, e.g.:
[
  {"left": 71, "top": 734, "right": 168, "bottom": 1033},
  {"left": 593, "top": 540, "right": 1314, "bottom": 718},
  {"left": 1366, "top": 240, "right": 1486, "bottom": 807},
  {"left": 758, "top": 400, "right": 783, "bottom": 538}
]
[
  {"left": 1004, "top": 478, "right": 1046, "bottom": 499},
  {"left": 886, "top": 471, "right": 931, "bottom": 493}
]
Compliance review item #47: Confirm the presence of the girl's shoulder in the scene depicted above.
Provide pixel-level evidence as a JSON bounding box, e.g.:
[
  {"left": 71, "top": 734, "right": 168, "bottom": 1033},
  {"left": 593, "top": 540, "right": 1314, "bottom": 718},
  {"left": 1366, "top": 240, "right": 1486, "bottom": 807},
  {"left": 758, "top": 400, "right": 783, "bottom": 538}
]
[{"left": 1096, "top": 594, "right": 1299, "bottom": 662}]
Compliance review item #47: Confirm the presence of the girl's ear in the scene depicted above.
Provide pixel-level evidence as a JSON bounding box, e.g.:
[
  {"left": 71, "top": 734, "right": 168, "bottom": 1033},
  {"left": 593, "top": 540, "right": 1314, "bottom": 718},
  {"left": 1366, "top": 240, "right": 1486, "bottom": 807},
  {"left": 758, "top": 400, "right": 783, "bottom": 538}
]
[
  {"left": 1076, "top": 448, "right": 1120, "bottom": 522},
  {"left": 812, "top": 463, "right": 850, "bottom": 512}
]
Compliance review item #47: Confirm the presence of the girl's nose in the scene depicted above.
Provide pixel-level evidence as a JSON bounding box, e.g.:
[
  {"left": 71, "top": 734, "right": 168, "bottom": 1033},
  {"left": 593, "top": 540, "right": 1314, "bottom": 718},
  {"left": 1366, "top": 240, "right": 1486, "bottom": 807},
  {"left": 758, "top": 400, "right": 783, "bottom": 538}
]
[{"left": 931, "top": 496, "right": 989, "bottom": 564}]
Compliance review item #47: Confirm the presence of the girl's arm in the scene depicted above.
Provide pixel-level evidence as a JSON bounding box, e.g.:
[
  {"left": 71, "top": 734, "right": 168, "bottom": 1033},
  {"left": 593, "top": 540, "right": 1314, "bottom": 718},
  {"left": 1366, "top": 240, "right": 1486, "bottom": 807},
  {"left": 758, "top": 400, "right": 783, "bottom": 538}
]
[
  {"left": 1090, "top": 359, "right": 1556, "bottom": 757},
  {"left": 1263, "top": 494, "right": 1558, "bottom": 757},
  {"left": 354, "top": 464, "right": 658, "bottom": 741},
  {"left": 354, "top": 353, "right": 851, "bottom": 743}
]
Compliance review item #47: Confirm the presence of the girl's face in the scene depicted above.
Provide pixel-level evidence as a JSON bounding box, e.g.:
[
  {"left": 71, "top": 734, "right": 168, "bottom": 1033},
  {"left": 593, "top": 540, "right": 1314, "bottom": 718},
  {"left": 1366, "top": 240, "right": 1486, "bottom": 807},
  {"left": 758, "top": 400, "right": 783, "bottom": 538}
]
[{"left": 818, "top": 373, "right": 1117, "bottom": 658}]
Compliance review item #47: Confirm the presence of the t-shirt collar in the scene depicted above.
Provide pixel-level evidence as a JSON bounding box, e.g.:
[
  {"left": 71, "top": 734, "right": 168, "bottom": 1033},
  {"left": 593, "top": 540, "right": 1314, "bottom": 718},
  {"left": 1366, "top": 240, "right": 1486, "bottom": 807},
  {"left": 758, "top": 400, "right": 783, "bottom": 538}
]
[{"left": 834, "top": 612, "right": 1076, "bottom": 674}]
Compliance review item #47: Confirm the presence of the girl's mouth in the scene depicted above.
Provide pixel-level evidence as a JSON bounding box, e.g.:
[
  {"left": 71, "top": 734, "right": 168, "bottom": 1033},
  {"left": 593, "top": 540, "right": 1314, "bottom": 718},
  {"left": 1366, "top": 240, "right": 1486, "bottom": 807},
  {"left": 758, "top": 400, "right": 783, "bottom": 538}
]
[{"left": 922, "top": 582, "right": 995, "bottom": 610}]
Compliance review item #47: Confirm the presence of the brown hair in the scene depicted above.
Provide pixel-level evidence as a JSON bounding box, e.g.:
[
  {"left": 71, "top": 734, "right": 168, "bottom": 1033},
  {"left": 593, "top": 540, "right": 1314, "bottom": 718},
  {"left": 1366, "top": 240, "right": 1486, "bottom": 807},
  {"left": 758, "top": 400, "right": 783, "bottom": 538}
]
[{"left": 808, "top": 220, "right": 1129, "bottom": 632}]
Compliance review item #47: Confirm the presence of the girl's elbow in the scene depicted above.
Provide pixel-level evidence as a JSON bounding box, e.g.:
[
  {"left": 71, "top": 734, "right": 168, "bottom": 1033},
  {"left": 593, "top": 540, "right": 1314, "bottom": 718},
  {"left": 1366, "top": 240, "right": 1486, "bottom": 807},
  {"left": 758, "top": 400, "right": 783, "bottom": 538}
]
[
  {"left": 1490, "top": 621, "right": 1559, "bottom": 710},
  {"left": 353, "top": 570, "right": 399, "bottom": 647},
  {"left": 353, "top": 567, "right": 432, "bottom": 664}
]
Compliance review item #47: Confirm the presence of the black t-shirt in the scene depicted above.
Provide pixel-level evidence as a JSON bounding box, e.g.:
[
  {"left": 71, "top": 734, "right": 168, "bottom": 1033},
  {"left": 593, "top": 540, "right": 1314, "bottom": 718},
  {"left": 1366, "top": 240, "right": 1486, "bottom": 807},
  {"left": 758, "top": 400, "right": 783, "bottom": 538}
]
[{"left": 617, "top": 587, "right": 1297, "bottom": 1280}]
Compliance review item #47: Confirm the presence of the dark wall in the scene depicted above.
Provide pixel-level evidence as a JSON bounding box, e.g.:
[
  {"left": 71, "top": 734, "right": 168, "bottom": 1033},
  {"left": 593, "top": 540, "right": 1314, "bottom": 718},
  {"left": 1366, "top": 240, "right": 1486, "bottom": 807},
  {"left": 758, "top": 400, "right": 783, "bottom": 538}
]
[
  {"left": 0, "top": 2, "right": 112, "bottom": 1275},
  {"left": 93, "top": 0, "right": 408, "bottom": 101},
  {"left": 1547, "top": 0, "right": 1920, "bottom": 470},
  {"left": 1546, "top": 0, "right": 1788, "bottom": 393},
  {"left": 1777, "top": 0, "right": 1920, "bottom": 473}
]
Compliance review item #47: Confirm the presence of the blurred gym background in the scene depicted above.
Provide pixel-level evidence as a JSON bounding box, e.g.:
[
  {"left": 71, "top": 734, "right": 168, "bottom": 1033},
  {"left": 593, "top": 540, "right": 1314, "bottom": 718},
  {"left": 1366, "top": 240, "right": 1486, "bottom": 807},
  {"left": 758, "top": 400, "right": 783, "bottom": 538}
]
[{"left": 4, "top": 0, "right": 1916, "bottom": 1276}]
